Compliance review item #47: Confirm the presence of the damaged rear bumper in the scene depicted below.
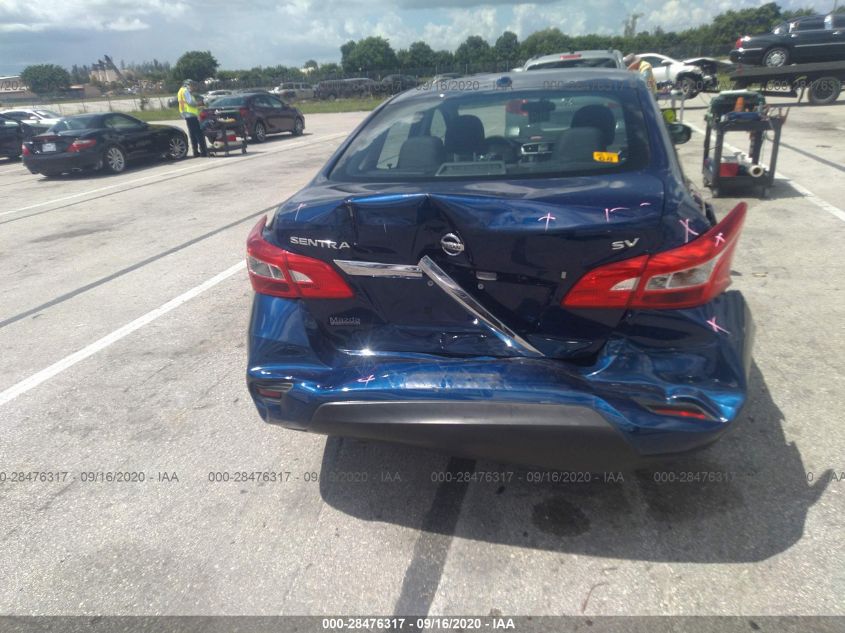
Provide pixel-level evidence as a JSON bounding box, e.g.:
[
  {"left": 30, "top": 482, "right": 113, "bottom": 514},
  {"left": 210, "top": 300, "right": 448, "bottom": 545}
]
[{"left": 247, "top": 291, "right": 753, "bottom": 469}]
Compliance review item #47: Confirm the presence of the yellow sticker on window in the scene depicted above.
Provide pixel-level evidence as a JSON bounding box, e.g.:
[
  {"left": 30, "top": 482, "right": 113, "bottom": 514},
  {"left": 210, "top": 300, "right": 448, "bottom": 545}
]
[{"left": 593, "top": 151, "right": 620, "bottom": 163}]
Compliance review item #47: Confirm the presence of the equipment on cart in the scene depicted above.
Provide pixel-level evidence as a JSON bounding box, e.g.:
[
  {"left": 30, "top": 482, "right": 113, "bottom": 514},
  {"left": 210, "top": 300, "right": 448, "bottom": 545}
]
[
  {"left": 702, "top": 90, "right": 786, "bottom": 199},
  {"left": 202, "top": 109, "right": 247, "bottom": 157}
]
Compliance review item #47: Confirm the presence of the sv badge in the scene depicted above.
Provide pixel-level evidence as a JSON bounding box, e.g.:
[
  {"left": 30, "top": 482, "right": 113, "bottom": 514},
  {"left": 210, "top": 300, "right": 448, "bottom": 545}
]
[{"left": 611, "top": 238, "right": 640, "bottom": 251}]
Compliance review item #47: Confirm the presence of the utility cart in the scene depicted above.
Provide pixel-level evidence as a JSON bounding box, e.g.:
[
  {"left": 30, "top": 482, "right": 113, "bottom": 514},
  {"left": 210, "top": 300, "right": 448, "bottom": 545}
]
[
  {"left": 202, "top": 110, "right": 247, "bottom": 157},
  {"left": 702, "top": 90, "right": 786, "bottom": 199}
]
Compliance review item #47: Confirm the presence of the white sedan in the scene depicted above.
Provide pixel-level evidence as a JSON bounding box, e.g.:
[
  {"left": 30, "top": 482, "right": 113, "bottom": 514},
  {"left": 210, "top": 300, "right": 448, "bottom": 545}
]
[
  {"left": 0, "top": 108, "right": 63, "bottom": 130},
  {"left": 635, "top": 53, "right": 720, "bottom": 98}
]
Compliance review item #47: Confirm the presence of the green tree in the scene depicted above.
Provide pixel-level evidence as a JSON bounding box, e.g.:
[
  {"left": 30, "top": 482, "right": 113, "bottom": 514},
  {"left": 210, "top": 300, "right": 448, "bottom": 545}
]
[
  {"left": 454, "top": 35, "right": 492, "bottom": 69},
  {"left": 781, "top": 7, "right": 816, "bottom": 20},
  {"left": 304, "top": 59, "right": 319, "bottom": 70},
  {"left": 20, "top": 64, "right": 71, "bottom": 95},
  {"left": 343, "top": 36, "right": 398, "bottom": 73},
  {"left": 494, "top": 31, "right": 520, "bottom": 63},
  {"left": 433, "top": 50, "right": 454, "bottom": 72},
  {"left": 172, "top": 50, "right": 219, "bottom": 83},
  {"left": 317, "top": 62, "right": 342, "bottom": 79},
  {"left": 340, "top": 41, "right": 357, "bottom": 71},
  {"left": 519, "top": 28, "right": 571, "bottom": 59},
  {"left": 709, "top": 2, "right": 783, "bottom": 42},
  {"left": 404, "top": 41, "right": 436, "bottom": 70}
]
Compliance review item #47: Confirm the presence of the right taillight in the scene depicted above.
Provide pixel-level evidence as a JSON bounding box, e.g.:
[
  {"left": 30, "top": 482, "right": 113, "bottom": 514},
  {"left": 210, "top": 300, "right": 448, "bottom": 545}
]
[
  {"left": 563, "top": 203, "right": 747, "bottom": 310},
  {"left": 68, "top": 139, "right": 97, "bottom": 153},
  {"left": 199, "top": 110, "right": 208, "bottom": 121},
  {"left": 22, "top": 144, "right": 30, "bottom": 156},
  {"left": 246, "top": 216, "right": 354, "bottom": 299},
  {"left": 735, "top": 37, "right": 743, "bottom": 49}
]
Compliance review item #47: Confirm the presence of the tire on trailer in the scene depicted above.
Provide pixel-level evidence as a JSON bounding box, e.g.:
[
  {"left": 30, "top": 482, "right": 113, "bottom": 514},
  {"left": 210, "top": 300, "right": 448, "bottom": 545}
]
[
  {"left": 763, "top": 46, "right": 790, "bottom": 68},
  {"left": 808, "top": 76, "right": 841, "bottom": 105}
]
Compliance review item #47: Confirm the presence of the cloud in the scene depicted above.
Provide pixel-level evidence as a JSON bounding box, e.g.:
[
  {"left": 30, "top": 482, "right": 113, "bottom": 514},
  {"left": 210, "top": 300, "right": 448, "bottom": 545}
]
[
  {"left": 103, "top": 17, "right": 149, "bottom": 31},
  {"left": 0, "top": 0, "right": 823, "bottom": 75},
  {"left": 395, "top": 0, "right": 559, "bottom": 7}
]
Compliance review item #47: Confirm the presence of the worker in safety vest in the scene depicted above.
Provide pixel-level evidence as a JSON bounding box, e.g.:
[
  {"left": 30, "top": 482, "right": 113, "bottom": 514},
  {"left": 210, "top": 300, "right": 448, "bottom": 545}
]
[
  {"left": 177, "top": 79, "right": 208, "bottom": 157},
  {"left": 623, "top": 54, "right": 657, "bottom": 97}
]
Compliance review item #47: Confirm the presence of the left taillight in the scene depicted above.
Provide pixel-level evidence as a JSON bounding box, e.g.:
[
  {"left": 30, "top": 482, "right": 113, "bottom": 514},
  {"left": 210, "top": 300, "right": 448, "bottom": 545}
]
[
  {"left": 68, "top": 139, "right": 97, "bottom": 153},
  {"left": 22, "top": 144, "right": 30, "bottom": 156},
  {"left": 563, "top": 203, "right": 747, "bottom": 310},
  {"left": 246, "top": 216, "right": 354, "bottom": 299}
]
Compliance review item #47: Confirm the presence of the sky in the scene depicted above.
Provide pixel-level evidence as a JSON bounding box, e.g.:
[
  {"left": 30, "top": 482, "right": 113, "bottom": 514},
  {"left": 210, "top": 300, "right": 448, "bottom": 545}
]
[{"left": 0, "top": 0, "right": 830, "bottom": 75}]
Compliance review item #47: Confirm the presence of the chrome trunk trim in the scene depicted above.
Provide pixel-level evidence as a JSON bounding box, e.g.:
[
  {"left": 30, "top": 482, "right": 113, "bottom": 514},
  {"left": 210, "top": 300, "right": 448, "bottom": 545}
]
[
  {"left": 334, "top": 260, "right": 422, "bottom": 278},
  {"left": 417, "top": 255, "right": 545, "bottom": 358}
]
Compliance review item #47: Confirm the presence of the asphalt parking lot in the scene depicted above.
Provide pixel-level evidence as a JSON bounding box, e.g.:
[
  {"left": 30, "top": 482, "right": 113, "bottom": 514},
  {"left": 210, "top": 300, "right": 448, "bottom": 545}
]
[{"left": 0, "top": 98, "right": 843, "bottom": 620}]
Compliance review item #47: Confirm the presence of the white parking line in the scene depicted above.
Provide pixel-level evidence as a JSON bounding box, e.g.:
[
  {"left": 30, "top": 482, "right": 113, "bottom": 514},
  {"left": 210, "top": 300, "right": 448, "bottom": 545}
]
[
  {"left": 687, "top": 122, "right": 845, "bottom": 224},
  {"left": 0, "top": 132, "right": 347, "bottom": 218},
  {"left": 0, "top": 260, "right": 245, "bottom": 407}
]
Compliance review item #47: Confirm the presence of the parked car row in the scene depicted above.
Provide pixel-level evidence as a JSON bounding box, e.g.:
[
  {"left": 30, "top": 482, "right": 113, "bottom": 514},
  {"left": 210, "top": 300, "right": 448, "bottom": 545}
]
[
  {"left": 519, "top": 49, "right": 721, "bottom": 98},
  {"left": 2, "top": 95, "right": 308, "bottom": 176}
]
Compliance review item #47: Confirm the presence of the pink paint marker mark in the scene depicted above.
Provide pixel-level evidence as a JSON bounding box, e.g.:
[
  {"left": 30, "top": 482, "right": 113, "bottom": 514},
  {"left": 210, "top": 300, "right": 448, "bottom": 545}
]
[
  {"left": 538, "top": 213, "right": 556, "bottom": 231},
  {"left": 714, "top": 232, "right": 726, "bottom": 247},
  {"left": 706, "top": 316, "right": 730, "bottom": 335},
  {"left": 357, "top": 374, "right": 375, "bottom": 385},
  {"left": 680, "top": 218, "right": 700, "bottom": 243},
  {"left": 605, "top": 207, "right": 628, "bottom": 222}
]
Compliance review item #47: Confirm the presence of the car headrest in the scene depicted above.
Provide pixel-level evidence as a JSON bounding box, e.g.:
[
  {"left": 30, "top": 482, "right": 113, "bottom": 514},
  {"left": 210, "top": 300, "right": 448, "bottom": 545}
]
[
  {"left": 554, "top": 127, "right": 605, "bottom": 163},
  {"left": 571, "top": 104, "right": 616, "bottom": 148},
  {"left": 445, "top": 115, "right": 486, "bottom": 157},
  {"left": 397, "top": 136, "right": 446, "bottom": 172}
]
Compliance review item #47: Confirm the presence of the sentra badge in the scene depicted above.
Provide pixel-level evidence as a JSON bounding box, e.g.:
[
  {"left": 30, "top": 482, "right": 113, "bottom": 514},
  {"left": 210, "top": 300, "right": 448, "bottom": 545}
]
[{"left": 290, "top": 237, "right": 350, "bottom": 250}]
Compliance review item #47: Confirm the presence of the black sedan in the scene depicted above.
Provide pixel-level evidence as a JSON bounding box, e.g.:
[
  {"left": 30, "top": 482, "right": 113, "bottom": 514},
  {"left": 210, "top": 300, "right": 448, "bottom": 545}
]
[
  {"left": 1, "top": 113, "right": 29, "bottom": 160},
  {"left": 199, "top": 92, "right": 304, "bottom": 143},
  {"left": 731, "top": 12, "right": 845, "bottom": 66},
  {"left": 22, "top": 112, "right": 189, "bottom": 177},
  {"left": 379, "top": 74, "right": 419, "bottom": 94}
]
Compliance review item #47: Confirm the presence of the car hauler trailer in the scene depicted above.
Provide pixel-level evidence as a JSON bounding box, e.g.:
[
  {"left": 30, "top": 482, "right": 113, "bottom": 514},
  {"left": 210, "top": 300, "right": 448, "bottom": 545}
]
[{"left": 729, "top": 60, "right": 845, "bottom": 105}]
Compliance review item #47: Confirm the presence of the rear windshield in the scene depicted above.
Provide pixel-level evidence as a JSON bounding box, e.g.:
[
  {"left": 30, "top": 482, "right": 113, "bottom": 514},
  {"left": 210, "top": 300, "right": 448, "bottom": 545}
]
[
  {"left": 209, "top": 96, "right": 247, "bottom": 107},
  {"left": 528, "top": 58, "right": 619, "bottom": 69},
  {"left": 35, "top": 110, "right": 60, "bottom": 118},
  {"left": 328, "top": 88, "right": 651, "bottom": 182},
  {"left": 50, "top": 115, "right": 101, "bottom": 131}
]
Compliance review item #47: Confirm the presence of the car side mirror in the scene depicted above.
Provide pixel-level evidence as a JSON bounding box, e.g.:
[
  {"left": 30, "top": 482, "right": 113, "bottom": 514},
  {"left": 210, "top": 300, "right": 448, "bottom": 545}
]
[
  {"left": 660, "top": 59, "right": 673, "bottom": 66},
  {"left": 667, "top": 122, "right": 692, "bottom": 145}
]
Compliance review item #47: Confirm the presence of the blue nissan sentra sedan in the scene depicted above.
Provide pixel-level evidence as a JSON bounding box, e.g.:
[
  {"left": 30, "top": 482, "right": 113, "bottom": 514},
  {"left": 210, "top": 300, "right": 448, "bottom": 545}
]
[{"left": 244, "top": 69, "right": 753, "bottom": 470}]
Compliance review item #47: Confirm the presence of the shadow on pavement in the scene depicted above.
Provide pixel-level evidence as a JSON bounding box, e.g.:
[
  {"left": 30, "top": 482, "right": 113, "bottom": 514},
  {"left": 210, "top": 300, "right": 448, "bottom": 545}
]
[{"left": 319, "top": 361, "right": 830, "bottom": 562}]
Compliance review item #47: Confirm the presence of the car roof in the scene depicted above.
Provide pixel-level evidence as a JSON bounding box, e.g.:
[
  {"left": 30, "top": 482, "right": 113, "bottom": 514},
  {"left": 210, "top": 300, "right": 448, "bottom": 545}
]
[
  {"left": 525, "top": 49, "right": 622, "bottom": 64},
  {"left": 390, "top": 68, "right": 640, "bottom": 105}
]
